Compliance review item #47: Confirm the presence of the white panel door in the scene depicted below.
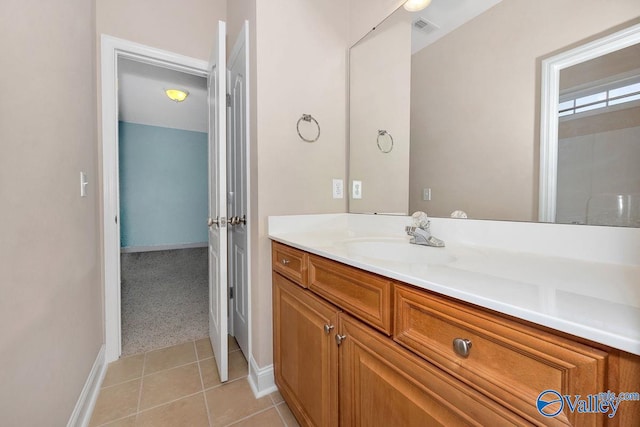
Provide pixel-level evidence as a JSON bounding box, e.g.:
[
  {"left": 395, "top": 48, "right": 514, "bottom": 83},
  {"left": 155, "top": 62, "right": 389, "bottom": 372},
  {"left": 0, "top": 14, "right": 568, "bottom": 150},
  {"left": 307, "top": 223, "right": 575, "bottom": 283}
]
[
  {"left": 207, "top": 20, "right": 228, "bottom": 382},
  {"left": 227, "top": 21, "right": 250, "bottom": 358}
]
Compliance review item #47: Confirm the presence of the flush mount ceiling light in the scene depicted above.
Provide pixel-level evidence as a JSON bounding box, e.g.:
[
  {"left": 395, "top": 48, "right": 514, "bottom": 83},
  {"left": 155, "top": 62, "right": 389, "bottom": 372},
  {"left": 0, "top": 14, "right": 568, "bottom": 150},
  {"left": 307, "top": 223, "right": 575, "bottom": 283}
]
[
  {"left": 403, "top": 0, "right": 432, "bottom": 12},
  {"left": 165, "top": 89, "right": 189, "bottom": 102}
]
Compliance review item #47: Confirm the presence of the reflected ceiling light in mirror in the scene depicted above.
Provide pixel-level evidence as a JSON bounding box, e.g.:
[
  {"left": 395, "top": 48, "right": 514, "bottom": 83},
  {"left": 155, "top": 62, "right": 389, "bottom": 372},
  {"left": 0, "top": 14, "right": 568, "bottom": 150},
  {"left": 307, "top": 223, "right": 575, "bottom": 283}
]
[
  {"left": 403, "top": 0, "right": 432, "bottom": 12},
  {"left": 165, "top": 88, "right": 189, "bottom": 102}
]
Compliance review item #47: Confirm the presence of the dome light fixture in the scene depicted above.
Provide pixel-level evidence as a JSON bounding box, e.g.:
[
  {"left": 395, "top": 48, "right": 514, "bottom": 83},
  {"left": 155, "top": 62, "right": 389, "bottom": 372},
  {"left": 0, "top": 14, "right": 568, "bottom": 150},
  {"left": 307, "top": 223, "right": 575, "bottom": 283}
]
[
  {"left": 403, "top": 0, "right": 432, "bottom": 12},
  {"left": 165, "top": 89, "right": 189, "bottom": 102}
]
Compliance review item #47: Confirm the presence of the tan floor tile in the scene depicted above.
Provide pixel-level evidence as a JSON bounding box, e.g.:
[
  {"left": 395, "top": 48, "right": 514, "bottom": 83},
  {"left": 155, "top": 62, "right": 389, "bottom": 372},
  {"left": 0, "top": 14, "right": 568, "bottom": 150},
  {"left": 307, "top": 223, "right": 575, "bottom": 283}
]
[
  {"left": 137, "top": 393, "right": 209, "bottom": 427},
  {"left": 199, "top": 357, "right": 222, "bottom": 389},
  {"left": 101, "top": 415, "right": 136, "bottom": 426},
  {"left": 139, "top": 363, "right": 202, "bottom": 410},
  {"left": 205, "top": 379, "right": 272, "bottom": 427},
  {"left": 102, "top": 354, "right": 145, "bottom": 388},
  {"left": 89, "top": 379, "right": 140, "bottom": 426},
  {"left": 229, "top": 335, "right": 240, "bottom": 352},
  {"left": 230, "top": 407, "right": 284, "bottom": 427},
  {"left": 195, "top": 338, "right": 213, "bottom": 360},
  {"left": 229, "top": 349, "right": 248, "bottom": 381},
  {"left": 144, "top": 341, "right": 196, "bottom": 375},
  {"left": 270, "top": 390, "right": 284, "bottom": 405},
  {"left": 276, "top": 402, "right": 300, "bottom": 427}
]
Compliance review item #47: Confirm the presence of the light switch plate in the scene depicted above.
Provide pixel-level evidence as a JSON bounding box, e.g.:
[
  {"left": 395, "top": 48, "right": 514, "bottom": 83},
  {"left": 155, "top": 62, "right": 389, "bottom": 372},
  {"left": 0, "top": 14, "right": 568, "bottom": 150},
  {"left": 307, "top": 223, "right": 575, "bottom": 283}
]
[
  {"left": 423, "top": 188, "right": 431, "bottom": 201},
  {"left": 80, "top": 172, "right": 88, "bottom": 197},
  {"left": 332, "top": 179, "right": 344, "bottom": 199},
  {"left": 352, "top": 180, "right": 362, "bottom": 199}
]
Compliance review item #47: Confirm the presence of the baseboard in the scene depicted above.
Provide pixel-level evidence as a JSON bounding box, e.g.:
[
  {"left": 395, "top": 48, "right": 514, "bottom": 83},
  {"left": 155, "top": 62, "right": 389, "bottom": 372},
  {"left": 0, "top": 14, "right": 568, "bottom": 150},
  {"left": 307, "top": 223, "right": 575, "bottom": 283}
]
[
  {"left": 67, "top": 345, "right": 107, "bottom": 427},
  {"left": 120, "top": 242, "right": 207, "bottom": 253},
  {"left": 247, "top": 355, "right": 277, "bottom": 398}
]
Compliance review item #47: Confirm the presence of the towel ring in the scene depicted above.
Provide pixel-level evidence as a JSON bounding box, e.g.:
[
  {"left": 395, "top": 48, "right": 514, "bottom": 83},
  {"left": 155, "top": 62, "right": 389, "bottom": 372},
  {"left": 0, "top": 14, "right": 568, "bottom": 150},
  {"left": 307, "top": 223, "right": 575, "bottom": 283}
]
[
  {"left": 297, "top": 114, "right": 320, "bottom": 143},
  {"left": 377, "top": 130, "right": 394, "bottom": 153}
]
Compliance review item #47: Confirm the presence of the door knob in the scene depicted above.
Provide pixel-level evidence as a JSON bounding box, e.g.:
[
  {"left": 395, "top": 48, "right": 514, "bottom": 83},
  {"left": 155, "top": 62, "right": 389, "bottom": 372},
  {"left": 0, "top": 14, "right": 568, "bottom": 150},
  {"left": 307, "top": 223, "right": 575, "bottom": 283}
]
[
  {"left": 228, "top": 215, "right": 246, "bottom": 226},
  {"left": 207, "top": 217, "right": 226, "bottom": 228}
]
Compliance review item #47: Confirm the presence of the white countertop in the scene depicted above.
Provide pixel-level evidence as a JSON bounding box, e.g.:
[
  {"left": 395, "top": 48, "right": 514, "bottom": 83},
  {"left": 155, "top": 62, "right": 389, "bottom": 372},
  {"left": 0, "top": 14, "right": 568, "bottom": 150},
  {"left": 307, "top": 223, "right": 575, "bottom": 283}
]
[{"left": 268, "top": 214, "right": 640, "bottom": 355}]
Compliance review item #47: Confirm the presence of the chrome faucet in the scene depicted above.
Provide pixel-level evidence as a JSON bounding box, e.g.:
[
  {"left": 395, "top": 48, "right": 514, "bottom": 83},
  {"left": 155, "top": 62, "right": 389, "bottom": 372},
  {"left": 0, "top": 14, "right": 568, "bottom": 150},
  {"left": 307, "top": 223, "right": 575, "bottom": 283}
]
[{"left": 405, "top": 212, "right": 445, "bottom": 247}]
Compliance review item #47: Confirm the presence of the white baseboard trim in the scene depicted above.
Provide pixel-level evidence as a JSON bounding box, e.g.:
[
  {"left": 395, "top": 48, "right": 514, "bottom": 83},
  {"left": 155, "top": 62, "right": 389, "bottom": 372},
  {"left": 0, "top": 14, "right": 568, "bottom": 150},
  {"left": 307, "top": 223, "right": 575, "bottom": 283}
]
[
  {"left": 120, "top": 242, "right": 207, "bottom": 253},
  {"left": 247, "top": 355, "right": 277, "bottom": 398},
  {"left": 67, "top": 344, "right": 107, "bottom": 427}
]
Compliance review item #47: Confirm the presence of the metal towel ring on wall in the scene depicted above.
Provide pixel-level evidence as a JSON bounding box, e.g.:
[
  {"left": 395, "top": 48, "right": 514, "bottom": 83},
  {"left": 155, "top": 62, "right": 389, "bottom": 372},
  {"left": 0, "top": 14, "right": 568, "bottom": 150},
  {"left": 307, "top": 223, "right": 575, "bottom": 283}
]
[
  {"left": 297, "top": 114, "right": 321, "bottom": 143},
  {"left": 377, "top": 130, "right": 394, "bottom": 153}
]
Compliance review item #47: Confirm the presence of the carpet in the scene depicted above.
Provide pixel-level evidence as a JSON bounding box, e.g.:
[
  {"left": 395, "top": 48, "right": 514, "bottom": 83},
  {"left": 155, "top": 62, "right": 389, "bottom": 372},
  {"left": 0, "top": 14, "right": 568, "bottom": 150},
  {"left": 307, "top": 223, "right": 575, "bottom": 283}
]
[{"left": 120, "top": 247, "right": 208, "bottom": 356}]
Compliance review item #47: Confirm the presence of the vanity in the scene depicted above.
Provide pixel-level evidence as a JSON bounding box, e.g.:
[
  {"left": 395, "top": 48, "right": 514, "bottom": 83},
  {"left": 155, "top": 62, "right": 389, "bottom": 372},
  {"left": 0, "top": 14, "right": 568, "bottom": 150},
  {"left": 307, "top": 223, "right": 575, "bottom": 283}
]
[{"left": 269, "top": 214, "right": 640, "bottom": 426}]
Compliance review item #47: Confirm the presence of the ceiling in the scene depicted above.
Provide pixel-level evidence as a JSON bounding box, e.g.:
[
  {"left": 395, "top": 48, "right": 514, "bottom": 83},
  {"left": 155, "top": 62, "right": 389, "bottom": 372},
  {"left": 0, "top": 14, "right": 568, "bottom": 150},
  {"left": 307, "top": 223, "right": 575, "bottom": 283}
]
[{"left": 118, "top": 58, "right": 208, "bottom": 133}]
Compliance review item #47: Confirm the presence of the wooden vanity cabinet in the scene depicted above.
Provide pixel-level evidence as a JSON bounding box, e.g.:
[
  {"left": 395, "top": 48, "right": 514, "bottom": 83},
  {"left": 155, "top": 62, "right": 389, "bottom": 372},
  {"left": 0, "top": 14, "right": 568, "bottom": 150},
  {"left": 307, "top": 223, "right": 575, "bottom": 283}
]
[
  {"left": 273, "top": 272, "right": 339, "bottom": 427},
  {"left": 271, "top": 241, "right": 639, "bottom": 427},
  {"left": 338, "top": 312, "right": 528, "bottom": 426}
]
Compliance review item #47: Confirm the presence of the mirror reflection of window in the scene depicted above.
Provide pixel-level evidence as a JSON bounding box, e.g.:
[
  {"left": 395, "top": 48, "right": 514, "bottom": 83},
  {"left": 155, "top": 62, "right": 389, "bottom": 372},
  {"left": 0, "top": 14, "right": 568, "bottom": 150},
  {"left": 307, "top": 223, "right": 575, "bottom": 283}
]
[{"left": 556, "top": 44, "right": 640, "bottom": 226}]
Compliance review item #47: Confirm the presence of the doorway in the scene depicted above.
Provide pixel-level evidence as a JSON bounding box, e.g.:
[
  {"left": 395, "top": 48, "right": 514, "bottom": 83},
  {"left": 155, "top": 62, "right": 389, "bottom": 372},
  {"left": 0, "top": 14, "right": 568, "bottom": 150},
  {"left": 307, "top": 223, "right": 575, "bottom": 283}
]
[
  {"left": 101, "top": 35, "right": 251, "bottom": 372},
  {"left": 117, "top": 58, "right": 209, "bottom": 355}
]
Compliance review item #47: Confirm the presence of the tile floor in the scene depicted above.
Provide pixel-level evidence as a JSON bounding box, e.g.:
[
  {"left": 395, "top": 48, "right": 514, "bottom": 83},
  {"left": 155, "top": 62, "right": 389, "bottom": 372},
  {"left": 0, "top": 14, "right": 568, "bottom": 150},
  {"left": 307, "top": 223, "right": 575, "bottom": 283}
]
[{"left": 90, "top": 337, "right": 299, "bottom": 427}]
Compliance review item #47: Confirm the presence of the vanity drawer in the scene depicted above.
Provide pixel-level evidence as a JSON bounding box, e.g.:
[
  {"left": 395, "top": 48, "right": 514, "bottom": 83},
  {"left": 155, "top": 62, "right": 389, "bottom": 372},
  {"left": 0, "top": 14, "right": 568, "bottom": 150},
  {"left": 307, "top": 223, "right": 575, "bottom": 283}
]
[
  {"left": 272, "top": 242, "right": 308, "bottom": 287},
  {"left": 394, "top": 284, "right": 607, "bottom": 426},
  {"left": 309, "top": 255, "right": 393, "bottom": 335}
]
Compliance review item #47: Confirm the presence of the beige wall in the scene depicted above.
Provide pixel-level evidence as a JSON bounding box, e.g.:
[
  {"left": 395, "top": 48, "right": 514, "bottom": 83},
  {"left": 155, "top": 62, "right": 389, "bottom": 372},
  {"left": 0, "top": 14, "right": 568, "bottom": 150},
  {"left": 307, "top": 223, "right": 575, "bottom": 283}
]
[
  {"left": 409, "top": 0, "right": 640, "bottom": 221},
  {"left": 0, "top": 0, "right": 102, "bottom": 425},
  {"left": 253, "top": 0, "right": 349, "bottom": 366},
  {"left": 350, "top": 13, "right": 411, "bottom": 214},
  {"left": 96, "top": 0, "right": 226, "bottom": 61}
]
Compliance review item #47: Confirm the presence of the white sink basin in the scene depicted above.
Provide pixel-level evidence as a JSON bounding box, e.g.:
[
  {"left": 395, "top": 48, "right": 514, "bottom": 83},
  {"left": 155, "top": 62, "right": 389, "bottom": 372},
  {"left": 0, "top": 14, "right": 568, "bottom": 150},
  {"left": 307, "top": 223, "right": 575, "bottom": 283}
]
[{"left": 342, "top": 239, "right": 456, "bottom": 265}]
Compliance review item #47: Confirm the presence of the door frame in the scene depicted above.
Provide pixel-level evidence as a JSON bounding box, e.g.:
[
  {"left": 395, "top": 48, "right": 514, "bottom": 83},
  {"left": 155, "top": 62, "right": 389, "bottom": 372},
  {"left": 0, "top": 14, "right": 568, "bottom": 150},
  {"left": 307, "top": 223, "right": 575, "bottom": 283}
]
[{"left": 100, "top": 35, "right": 251, "bottom": 363}]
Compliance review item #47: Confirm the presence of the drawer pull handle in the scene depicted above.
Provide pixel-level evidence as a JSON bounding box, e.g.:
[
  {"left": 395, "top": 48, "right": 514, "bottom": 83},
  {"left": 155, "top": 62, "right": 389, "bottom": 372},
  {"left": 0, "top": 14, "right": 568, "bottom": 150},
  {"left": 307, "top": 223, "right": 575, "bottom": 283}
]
[
  {"left": 281, "top": 258, "right": 290, "bottom": 265},
  {"left": 324, "top": 324, "right": 335, "bottom": 334},
  {"left": 335, "top": 334, "right": 347, "bottom": 346},
  {"left": 453, "top": 338, "right": 472, "bottom": 358}
]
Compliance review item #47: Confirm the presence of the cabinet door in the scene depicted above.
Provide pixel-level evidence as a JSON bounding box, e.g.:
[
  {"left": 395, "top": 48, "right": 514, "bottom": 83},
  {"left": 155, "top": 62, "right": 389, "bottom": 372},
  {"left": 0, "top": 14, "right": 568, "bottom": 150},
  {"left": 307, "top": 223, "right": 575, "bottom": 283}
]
[
  {"left": 338, "top": 313, "right": 528, "bottom": 427},
  {"left": 273, "top": 272, "right": 339, "bottom": 427}
]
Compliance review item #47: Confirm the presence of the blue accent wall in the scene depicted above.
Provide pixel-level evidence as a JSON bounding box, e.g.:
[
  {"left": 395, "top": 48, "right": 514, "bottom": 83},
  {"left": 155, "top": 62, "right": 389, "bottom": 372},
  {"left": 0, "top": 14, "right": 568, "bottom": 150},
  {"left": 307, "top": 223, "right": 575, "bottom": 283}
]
[{"left": 119, "top": 122, "right": 208, "bottom": 248}]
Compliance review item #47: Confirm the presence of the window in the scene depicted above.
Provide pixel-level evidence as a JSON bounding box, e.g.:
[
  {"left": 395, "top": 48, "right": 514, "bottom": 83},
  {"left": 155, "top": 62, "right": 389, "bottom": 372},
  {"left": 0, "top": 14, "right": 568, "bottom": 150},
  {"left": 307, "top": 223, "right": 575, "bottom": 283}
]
[{"left": 559, "top": 74, "right": 640, "bottom": 118}]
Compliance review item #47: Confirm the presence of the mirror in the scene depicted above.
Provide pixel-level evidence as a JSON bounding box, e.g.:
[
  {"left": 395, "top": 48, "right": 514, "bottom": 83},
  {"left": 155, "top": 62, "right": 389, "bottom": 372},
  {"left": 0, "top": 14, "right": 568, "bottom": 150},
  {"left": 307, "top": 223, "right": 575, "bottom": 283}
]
[{"left": 348, "top": 0, "right": 640, "bottom": 226}]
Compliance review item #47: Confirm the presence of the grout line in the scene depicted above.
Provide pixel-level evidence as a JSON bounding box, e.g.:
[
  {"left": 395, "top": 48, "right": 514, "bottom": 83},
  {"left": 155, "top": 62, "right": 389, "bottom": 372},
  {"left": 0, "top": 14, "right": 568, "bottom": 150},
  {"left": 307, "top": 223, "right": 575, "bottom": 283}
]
[
  {"left": 224, "top": 404, "right": 277, "bottom": 427},
  {"left": 100, "top": 376, "right": 142, "bottom": 391},
  {"left": 143, "top": 359, "right": 200, "bottom": 378},
  {"left": 94, "top": 412, "right": 136, "bottom": 427},
  {"left": 136, "top": 350, "right": 147, "bottom": 414},
  {"left": 273, "top": 403, "right": 289, "bottom": 427},
  {"left": 202, "top": 374, "right": 249, "bottom": 393},
  {"left": 196, "top": 342, "right": 214, "bottom": 427},
  {"left": 136, "top": 390, "right": 205, "bottom": 415}
]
